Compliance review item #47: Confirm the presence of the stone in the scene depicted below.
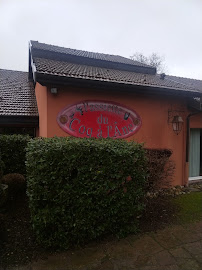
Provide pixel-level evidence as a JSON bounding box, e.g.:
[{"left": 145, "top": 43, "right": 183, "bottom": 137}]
[
  {"left": 70, "top": 247, "right": 106, "bottom": 269},
  {"left": 183, "top": 220, "right": 202, "bottom": 234},
  {"left": 183, "top": 241, "right": 202, "bottom": 255},
  {"left": 188, "top": 187, "right": 201, "bottom": 192},
  {"left": 133, "top": 254, "right": 158, "bottom": 267},
  {"left": 128, "top": 235, "right": 163, "bottom": 255},
  {"left": 92, "top": 259, "right": 114, "bottom": 270},
  {"left": 171, "top": 226, "right": 200, "bottom": 244},
  {"left": 169, "top": 247, "right": 192, "bottom": 259},
  {"left": 104, "top": 238, "right": 138, "bottom": 260},
  {"left": 137, "top": 265, "right": 180, "bottom": 270},
  {"left": 178, "top": 258, "right": 201, "bottom": 270},
  {"left": 154, "top": 250, "right": 176, "bottom": 266},
  {"left": 193, "top": 253, "right": 202, "bottom": 263},
  {"left": 5, "top": 220, "right": 202, "bottom": 270},
  {"left": 151, "top": 227, "right": 182, "bottom": 249}
]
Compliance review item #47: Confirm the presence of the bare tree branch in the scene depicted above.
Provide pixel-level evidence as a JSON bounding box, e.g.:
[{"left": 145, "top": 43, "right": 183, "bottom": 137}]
[{"left": 130, "top": 52, "right": 167, "bottom": 74}]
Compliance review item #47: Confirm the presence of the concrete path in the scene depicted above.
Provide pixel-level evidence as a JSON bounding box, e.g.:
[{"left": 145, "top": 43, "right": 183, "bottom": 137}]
[{"left": 5, "top": 220, "right": 202, "bottom": 270}]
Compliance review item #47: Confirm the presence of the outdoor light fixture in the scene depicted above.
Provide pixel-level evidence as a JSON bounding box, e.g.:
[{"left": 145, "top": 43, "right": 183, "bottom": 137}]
[
  {"left": 172, "top": 115, "right": 183, "bottom": 135},
  {"left": 51, "top": 87, "right": 58, "bottom": 94}
]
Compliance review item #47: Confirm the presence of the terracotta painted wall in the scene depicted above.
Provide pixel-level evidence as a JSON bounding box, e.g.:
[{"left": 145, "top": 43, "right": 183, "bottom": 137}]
[
  {"left": 190, "top": 112, "right": 202, "bottom": 128},
  {"left": 34, "top": 85, "right": 189, "bottom": 186},
  {"left": 35, "top": 83, "right": 48, "bottom": 137}
]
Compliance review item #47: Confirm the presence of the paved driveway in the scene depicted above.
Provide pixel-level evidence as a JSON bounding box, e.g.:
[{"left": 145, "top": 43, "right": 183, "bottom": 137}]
[{"left": 6, "top": 220, "right": 202, "bottom": 270}]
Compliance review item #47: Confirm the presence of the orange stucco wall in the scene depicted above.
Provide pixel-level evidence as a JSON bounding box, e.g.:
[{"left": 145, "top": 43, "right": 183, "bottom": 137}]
[
  {"left": 190, "top": 112, "right": 202, "bottom": 128},
  {"left": 35, "top": 83, "right": 48, "bottom": 137},
  {"left": 35, "top": 83, "right": 191, "bottom": 186}
]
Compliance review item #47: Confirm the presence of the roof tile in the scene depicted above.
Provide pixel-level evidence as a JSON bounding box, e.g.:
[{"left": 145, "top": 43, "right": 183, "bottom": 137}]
[
  {"left": 34, "top": 57, "right": 202, "bottom": 93},
  {"left": 31, "top": 40, "right": 152, "bottom": 68},
  {"left": 30, "top": 41, "right": 202, "bottom": 94},
  {"left": 0, "top": 69, "right": 38, "bottom": 116}
]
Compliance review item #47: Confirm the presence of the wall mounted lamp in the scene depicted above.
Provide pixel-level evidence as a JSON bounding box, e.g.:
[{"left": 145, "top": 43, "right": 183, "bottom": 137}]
[
  {"left": 50, "top": 87, "right": 58, "bottom": 94},
  {"left": 168, "top": 109, "right": 184, "bottom": 135},
  {"left": 171, "top": 115, "right": 184, "bottom": 135}
]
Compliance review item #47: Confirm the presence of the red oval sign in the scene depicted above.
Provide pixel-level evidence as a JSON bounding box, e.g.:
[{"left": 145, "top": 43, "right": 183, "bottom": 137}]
[{"left": 57, "top": 101, "right": 141, "bottom": 139}]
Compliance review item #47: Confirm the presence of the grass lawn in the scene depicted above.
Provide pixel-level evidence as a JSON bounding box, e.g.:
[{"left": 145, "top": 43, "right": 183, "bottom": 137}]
[{"left": 173, "top": 191, "right": 202, "bottom": 224}]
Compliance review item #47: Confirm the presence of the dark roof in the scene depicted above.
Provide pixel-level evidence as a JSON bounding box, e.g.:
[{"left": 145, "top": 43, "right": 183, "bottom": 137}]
[
  {"left": 30, "top": 41, "right": 156, "bottom": 75},
  {"left": 166, "top": 75, "right": 202, "bottom": 92},
  {"left": 0, "top": 69, "right": 38, "bottom": 117},
  {"left": 33, "top": 57, "right": 202, "bottom": 94},
  {"left": 29, "top": 41, "right": 202, "bottom": 95},
  {"left": 31, "top": 40, "right": 152, "bottom": 69}
]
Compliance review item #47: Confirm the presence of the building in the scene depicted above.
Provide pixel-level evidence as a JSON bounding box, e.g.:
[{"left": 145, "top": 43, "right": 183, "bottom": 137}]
[{"left": 1, "top": 41, "right": 202, "bottom": 186}]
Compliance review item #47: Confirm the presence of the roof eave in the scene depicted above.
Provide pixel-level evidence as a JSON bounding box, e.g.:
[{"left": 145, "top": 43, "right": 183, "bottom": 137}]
[
  {"left": 35, "top": 72, "right": 202, "bottom": 97},
  {"left": 0, "top": 115, "right": 39, "bottom": 126}
]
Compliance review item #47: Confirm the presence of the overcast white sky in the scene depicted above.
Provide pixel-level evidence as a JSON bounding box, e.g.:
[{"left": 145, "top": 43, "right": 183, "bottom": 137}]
[{"left": 0, "top": 0, "right": 201, "bottom": 79}]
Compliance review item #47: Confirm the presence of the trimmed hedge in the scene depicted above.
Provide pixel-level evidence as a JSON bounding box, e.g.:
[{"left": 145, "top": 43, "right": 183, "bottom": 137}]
[
  {"left": 0, "top": 155, "right": 4, "bottom": 180},
  {"left": 26, "top": 137, "right": 147, "bottom": 248},
  {"left": 0, "top": 134, "right": 30, "bottom": 175}
]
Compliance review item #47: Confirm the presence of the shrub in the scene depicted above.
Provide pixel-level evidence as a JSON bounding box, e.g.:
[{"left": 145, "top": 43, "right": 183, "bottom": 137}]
[
  {"left": 26, "top": 137, "right": 147, "bottom": 248},
  {"left": 0, "top": 156, "right": 4, "bottom": 180},
  {"left": 1, "top": 173, "right": 26, "bottom": 200},
  {"left": 0, "top": 183, "right": 4, "bottom": 206},
  {"left": 0, "top": 184, "right": 8, "bottom": 207},
  {"left": 0, "top": 135, "right": 30, "bottom": 175},
  {"left": 145, "top": 149, "right": 175, "bottom": 191}
]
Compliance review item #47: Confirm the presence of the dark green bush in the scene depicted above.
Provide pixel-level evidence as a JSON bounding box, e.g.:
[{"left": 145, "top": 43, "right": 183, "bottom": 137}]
[
  {"left": 26, "top": 137, "right": 147, "bottom": 248},
  {"left": 0, "top": 183, "right": 8, "bottom": 207},
  {"left": 0, "top": 135, "right": 30, "bottom": 175},
  {"left": 1, "top": 173, "right": 26, "bottom": 200},
  {"left": 0, "top": 155, "right": 4, "bottom": 180},
  {"left": 145, "top": 149, "right": 175, "bottom": 191}
]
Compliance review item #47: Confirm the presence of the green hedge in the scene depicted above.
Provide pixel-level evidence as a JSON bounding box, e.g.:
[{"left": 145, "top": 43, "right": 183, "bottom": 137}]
[
  {"left": 0, "top": 155, "right": 4, "bottom": 180},
  {"left": 26, "top": 137, "right": 147, "bottom": 248},
  {"left": 0, "top": 134, "right": 30, "bottom": 176}
]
